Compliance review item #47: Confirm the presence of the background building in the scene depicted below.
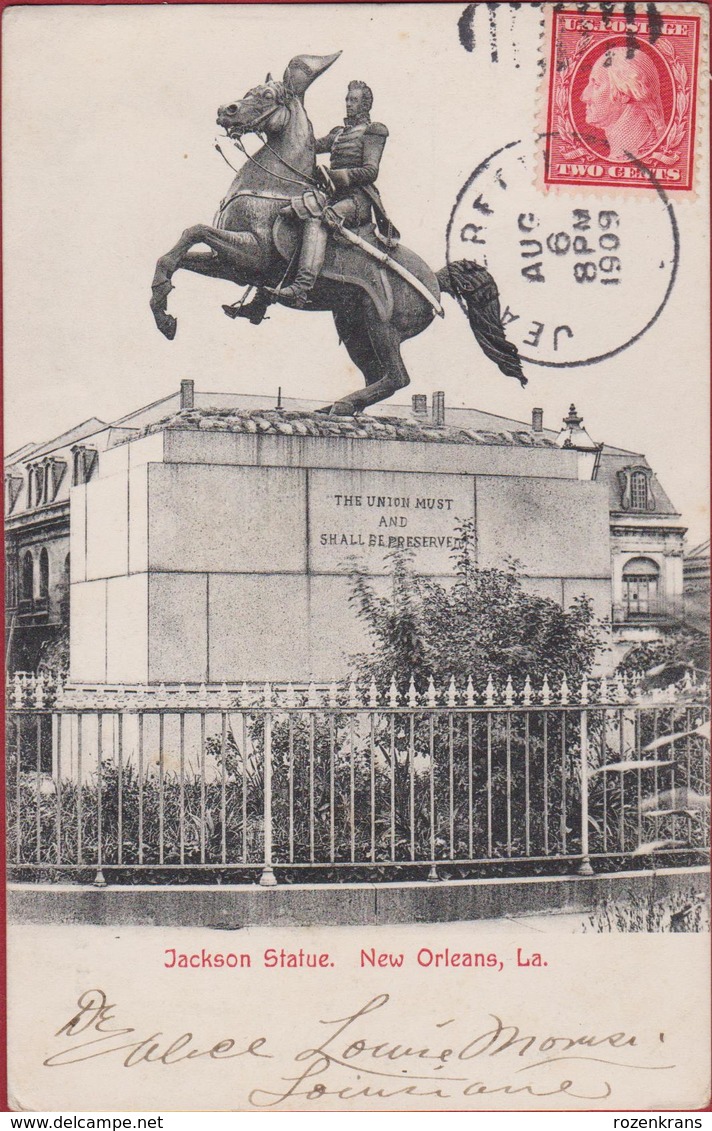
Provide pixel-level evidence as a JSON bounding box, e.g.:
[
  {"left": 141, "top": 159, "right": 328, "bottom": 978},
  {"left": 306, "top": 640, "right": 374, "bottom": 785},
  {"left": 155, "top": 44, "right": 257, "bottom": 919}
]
[{"left": 5, "top": 382, "right": 687, "bottom": 680}]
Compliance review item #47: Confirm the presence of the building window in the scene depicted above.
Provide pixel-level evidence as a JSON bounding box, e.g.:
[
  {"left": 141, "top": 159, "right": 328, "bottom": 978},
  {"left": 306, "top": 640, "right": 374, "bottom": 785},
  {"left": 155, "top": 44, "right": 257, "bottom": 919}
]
[
  {"left": 72, "top": 446, "right": 98, "bottom": 485},
  {"left": 630, "top": 472, "right": 648, "bottom": 511},
  {"left": 39, "top": 548, "right": 50, "bottom": 599},
  {"left": 30, "top": 465, "right": 45, "bottom": 507},
  {"left": 4, "top": 474, "right": 23, "bottom": 514},
  {"left": 617, "top": 465, "right": 655, "bottom": 512},
  {"left": 622, "top": 557, "right": 660, "bottom": 617},
  {"left": 21, "top": 551, "right": 34, "bottom": 602},
  {"left": 48, "top": 458, "right": 67, "bottom": 502}
]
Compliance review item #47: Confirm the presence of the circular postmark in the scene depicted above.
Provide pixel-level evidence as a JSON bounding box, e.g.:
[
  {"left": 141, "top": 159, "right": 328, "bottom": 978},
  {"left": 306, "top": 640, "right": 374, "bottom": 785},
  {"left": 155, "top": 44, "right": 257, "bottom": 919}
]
[{"left": 446, "top": 139, "right": 678, "bottom": 369}]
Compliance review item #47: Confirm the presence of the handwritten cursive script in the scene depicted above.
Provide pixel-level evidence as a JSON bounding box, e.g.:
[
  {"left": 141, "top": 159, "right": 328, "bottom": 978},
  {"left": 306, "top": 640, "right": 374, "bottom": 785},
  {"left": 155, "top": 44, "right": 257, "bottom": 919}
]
[
  {"left": 44, "top": 990, "right": 675, "bottom": 1107},
  {"left": 43, "top": 990, "right": 271, "bottom": 1068}
]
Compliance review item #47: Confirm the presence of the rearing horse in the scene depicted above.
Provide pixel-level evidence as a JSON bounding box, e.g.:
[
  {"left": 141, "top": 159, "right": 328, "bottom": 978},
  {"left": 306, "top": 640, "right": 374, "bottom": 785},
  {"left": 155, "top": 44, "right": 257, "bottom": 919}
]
[{"left": 150, "top": 52, "right": 525, "bottom": 415}]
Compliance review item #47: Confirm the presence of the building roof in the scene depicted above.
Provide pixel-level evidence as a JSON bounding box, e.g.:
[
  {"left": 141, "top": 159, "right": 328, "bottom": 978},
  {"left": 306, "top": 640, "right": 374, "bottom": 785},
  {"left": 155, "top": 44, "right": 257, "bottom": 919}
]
[
  {"left": 596, "top": 450, "right": 680, "bottom": 518},
  {"left": 686, "top": 538, "right": 710, "bottom": 559},
  {"left": 4, "top": 386, "right": 680, "bottom": 521},
  {"left": 5, "top": 418, "right": 108, "bottom": 466}
]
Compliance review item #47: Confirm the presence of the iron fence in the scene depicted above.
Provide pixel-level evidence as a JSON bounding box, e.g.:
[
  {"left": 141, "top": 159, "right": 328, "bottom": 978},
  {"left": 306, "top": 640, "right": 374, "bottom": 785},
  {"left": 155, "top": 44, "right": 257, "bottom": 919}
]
[{"left": 6, "top": 675, "right": 710, "bottom": 886}]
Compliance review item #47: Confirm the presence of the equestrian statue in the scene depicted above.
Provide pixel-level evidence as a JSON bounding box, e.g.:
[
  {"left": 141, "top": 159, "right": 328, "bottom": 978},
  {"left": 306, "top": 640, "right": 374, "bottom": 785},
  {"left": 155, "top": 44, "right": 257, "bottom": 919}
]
[{"left": 150, "top": 52, "right": 526, "bottom": 415}]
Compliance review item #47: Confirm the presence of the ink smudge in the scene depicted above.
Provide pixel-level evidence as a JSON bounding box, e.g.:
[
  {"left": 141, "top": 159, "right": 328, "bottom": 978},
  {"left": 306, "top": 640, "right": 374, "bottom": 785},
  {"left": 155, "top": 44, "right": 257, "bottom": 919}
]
[
  {"left": 458, "top": 3, "right": 476, "bottom": 53},
  {"left": 647, "top": 3, "right": 663, "bottom": 43},
  {"left": 509, "top": 2, "right": 520, "bottom": 69},
  {"left": 487, "top": 2, "right": 499, "bottom": 63},
  {"left": 624, "top": 1, "right": 639, "bottom": 59},
  {"left": 472, "top": 193, "right": 494, "bottom": 215}
]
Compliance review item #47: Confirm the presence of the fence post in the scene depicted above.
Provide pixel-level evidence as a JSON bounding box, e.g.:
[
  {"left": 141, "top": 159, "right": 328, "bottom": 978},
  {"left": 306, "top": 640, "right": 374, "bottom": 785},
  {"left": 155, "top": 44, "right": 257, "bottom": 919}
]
[
  {"left": 259, "top": 695, "right": 277, "bottom": 888},
  {"left": 93, "top": 712, "right": 107, "bottom": 888},
  {"left": 577, "top": 708, "right": 594, "bottom": 876}
]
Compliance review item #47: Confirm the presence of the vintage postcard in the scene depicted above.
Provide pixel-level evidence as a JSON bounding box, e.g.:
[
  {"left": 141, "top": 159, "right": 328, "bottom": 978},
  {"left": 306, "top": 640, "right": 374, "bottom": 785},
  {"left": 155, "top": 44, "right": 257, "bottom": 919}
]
[{"left": 3, "top": 0, "right": 710, "bottom": 1113}]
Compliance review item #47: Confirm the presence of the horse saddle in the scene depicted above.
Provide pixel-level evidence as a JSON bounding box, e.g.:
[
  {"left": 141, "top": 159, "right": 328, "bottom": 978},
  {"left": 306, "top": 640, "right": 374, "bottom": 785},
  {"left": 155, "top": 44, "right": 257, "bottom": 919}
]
[{"left": 272, "top": 213, "right": 394, "bottom": 322}]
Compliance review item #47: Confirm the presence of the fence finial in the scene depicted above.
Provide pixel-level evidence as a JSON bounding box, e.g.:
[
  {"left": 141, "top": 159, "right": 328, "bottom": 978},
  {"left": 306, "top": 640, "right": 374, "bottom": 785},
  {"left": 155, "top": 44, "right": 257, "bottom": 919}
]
[
  {"left": 239, "top": 682, "right": 250, "bottom": 707},
  {"left": 388, "top": 676, "right": 398, "bottom": 708},
  {"left": 560, "top": 675, "right": 570, "bottom": 705},
  {"left": 504, "top": 675, "right": 514, "bottom": 707},
  {"left": 614, "top": 674, "right": 626, "bottom": 704},
  {"left": 427, "top": 676, "right": 437, "bottom": 707},
  {"left": 219, "top": 682, "right": 231, "bottom": 709},
  {"left": 485, "top": 675, "right": 495, "bottom": 707},
  {"left": 307, "top": 682, "right": 318, "bottom": 708},
  {"left": 523, "top": 675, "right": 532, "bottom": 706},
  {"left": 198, "top": 682, "right": 209, "bottom": 708},
  {"left": 263, "top": 682, "right": 273, "bottom": 708},
  {"left": 580, "top": 676, "right": 589, "bottom": 706},
  {"left": 368, "top": 678, "right": 378, "bottom": 708},
  {"left": 599, "top": 675, "right": 609, "bottom": 703},
  {"left": 466, "top": 676, "right": 475, "bottom": 707},
  {"left": 178, "top": 683, "right": 188, "bottom": 708},
  {"left": 285, "top": 682, "right": 296, "bottom": 709},
  {"left": 12, "top": 673, "right": 23, "bottom": 709},
  {"left": 348, "top": 679, "right": 359, "bottom": 708},
  {"left": 328, "top": 681, "right": 338, "bottom": 708},
  {"left": 408, "top": 675, "right": 418, "bottom": 708},
  {"left": 541, "top": 674, "right": 551, "bottom": 706},
  {"left": 447, "top": 676, "right": 457, "bottom": 708}
]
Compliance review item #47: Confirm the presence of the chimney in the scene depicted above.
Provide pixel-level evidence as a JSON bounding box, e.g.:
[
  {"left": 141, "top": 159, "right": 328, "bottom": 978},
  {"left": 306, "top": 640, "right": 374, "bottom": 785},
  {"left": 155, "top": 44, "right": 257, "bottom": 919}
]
[
  {"left": 432, "top": 391, "right": 445, "bottom": 426},
  {"left": 531, "top": 407, "right": 543, "bottom": 433},
  {"left": 180, "top": 379, "right": 195, "bottom": 411},
  {"left": 412, "top": 393, "right": 428, "bottom": 416}
]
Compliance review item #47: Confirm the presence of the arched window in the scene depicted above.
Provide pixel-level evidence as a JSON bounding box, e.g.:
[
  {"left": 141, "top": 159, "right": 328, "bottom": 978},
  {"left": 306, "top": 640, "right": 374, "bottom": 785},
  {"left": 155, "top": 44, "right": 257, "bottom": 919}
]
[
  {"left": 72, "top": 446, "right": 98, "bottom": 485},
  {"left": 39, "top": 548, "right": 50, "bottom": 599},
  {"left": 622, "top": 557, "right": 660, "bottom": 617},
  {"left": 34, "top": 465, "right": 46, "bottom": 506},
  {"left": 21, "top": 551, "right": 34, "bottom": 602}
]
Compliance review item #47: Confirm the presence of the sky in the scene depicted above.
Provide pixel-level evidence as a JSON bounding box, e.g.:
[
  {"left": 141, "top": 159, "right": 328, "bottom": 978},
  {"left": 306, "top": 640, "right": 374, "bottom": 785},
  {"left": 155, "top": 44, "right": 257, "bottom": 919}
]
[{"left": 3, "top": 1, "right": 709, "bottom": 545}]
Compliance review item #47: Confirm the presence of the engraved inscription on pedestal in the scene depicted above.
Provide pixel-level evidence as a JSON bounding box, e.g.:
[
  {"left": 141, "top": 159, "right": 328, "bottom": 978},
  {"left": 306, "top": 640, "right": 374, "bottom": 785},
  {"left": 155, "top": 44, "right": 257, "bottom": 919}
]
[{"left": 308, "top": 470, "right": 475, "bottom": 575}]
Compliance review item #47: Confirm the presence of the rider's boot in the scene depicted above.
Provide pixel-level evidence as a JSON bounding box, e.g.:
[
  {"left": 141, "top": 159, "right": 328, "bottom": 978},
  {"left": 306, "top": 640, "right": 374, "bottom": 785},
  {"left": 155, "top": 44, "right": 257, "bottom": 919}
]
[
  {"left": 266, "top": 219, "right": 328, "bottom": 307},
  {"left": 223, "top": 289, "right": 271, "bottom": 324}
]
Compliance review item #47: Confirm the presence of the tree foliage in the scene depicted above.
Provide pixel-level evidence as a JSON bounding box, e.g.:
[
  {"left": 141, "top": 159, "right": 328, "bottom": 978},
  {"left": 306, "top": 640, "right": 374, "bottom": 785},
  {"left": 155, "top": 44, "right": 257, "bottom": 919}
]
[
  {"left": 616, "top": 626, "right": 710, "bottom": 688},
  {"left": 348, "top": 520, "right": 605, "bottom": 692}
]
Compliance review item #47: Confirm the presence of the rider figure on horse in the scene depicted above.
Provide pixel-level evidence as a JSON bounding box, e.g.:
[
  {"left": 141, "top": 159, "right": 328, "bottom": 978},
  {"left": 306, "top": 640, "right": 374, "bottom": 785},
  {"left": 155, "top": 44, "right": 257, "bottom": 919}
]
[{"left": 234, "top": 79, "right": 397, "bottom": 322}]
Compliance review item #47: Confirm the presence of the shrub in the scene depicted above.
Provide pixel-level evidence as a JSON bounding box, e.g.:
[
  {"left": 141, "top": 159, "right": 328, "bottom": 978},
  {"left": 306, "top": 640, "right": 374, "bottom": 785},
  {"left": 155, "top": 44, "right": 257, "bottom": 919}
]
[{"left": 347, "top": 519, "right": 605, "bottom": 695}]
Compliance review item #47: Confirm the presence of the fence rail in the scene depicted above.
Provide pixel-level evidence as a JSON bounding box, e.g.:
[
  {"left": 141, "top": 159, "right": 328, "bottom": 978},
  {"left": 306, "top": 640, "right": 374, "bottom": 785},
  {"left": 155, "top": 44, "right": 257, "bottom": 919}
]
[{"left": 6, "top": 676, "right": 710, "bottom": 887}]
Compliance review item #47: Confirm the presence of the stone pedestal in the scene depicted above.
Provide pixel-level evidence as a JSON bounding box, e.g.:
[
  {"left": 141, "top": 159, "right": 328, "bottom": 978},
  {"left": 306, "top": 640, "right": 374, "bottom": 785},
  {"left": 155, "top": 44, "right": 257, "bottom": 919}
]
[{"left": 68, "top": 408, "right": 612, "bottom": 685}]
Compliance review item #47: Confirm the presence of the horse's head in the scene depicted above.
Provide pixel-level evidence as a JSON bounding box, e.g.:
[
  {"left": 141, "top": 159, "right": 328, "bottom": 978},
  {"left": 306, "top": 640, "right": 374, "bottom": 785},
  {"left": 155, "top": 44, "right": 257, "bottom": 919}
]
[
  {"left": 217, "top": 79, "right": 290, "bottom": 139},
  {"left": 217, "top": 52, "right": 341, "bottom": 138}
]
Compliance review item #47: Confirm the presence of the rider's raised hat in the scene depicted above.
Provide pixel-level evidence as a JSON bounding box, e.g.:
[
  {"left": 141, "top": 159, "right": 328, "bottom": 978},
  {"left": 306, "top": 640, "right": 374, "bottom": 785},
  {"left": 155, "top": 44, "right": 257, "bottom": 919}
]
[{"left": 283, "top": 52, "right": 341, "bottom": 98}]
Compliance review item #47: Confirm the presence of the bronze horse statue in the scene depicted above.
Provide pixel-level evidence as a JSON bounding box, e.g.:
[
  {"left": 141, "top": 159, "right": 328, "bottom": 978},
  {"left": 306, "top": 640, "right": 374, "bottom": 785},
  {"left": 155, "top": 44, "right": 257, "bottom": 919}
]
[{"left": 150, "top": 52, "right": 525, "bottom": 415}]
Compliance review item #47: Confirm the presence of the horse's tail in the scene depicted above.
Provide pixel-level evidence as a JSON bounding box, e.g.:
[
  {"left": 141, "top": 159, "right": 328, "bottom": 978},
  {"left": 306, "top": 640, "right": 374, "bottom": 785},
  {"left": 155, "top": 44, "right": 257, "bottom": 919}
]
[{"left": 436, "top": 259, "right": 527, "bottom": 387}]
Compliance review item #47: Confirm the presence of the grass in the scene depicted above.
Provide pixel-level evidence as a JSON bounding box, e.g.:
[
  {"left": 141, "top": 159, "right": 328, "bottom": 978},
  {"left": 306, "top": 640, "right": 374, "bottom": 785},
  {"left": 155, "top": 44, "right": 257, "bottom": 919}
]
[{"left": 584, "top": 888, "right": 710, "bottom": 932}]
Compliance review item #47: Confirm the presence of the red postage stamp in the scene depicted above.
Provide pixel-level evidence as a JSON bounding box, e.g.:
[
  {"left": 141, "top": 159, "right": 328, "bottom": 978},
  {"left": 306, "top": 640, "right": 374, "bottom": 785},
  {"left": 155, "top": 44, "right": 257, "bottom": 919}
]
[{"left": 544, "top": 8, "right": 701, "bottom": 193}]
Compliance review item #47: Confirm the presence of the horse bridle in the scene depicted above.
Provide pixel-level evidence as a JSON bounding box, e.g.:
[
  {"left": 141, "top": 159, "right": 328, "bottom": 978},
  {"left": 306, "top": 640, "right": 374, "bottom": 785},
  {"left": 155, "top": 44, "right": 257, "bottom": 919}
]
[{"left": 218, "top": 95, "right": 317, "bottom": 190}]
